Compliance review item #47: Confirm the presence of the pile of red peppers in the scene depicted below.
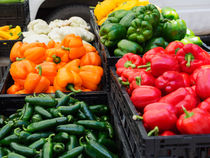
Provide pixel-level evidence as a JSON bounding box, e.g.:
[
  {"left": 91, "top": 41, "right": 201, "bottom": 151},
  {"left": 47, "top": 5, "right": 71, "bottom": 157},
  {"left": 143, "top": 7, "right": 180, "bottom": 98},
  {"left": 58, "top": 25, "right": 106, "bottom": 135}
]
[{"left": 115, "top": 42, "right": 210, "bottom": 136}]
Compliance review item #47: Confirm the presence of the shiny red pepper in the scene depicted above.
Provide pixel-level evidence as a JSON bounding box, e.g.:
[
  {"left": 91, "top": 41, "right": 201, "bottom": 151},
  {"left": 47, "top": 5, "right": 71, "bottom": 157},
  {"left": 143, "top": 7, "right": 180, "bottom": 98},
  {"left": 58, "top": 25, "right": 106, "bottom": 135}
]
[
  {"left": 131, "top": 86, "right": 161, "bottom": 110},
  {"left": 139, "top": 54, "right": 180, "bottom": 77},
  {"left": 116, "top": 53, "right": 142, "bottom": 76},
  {"left": 160, "top": 131, "right": 176, "bottom": 136},
  {"left": 196, "top": 67, "right": 210, "bottom": 99},
  {"left": 142, "top": 47, "right": 166, "bottom": 64},
  {"left": 198, "top": 98, "right": 210, "bottom": 113},
  {"left": 155, "top": 71, "right": 186, "bottom": 94},
  {"left": 180, "top": 72, "right": 191, "bottom": 87},
  {"left": 176, "top": 43, "right": 210, "bottom": 74},
  {"left": 191, "top": 65, "right": 210, "bottom": 85},
  {"left": 165, "top": 41, "right": 184, "bottom": 55},
  {"left": 143, "top": 107, "right": 177, "bottom": 132},
  {"left": 120, "top": 68, "right": 142, "bottom": 82},
  {"left": 159, "top": 87, "right": 200, "bottom": 116},
  {"left": 177, "top": 107, "right": 210, "bottom": 134}
]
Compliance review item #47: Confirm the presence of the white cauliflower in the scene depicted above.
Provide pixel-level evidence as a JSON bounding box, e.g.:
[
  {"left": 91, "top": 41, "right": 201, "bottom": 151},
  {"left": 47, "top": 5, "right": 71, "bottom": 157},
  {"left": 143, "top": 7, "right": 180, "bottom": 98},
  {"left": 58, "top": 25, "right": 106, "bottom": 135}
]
[
  {"left": 49, "top": 19, "right": 72, "bottom": 29},
  {"left": 23, "top": 34, "right": 51, "bottom": 45},
  {"left": 27, "top": 19, "right": 51, "bottom": 34},
  {"left": 48, "top": 28, "right": 64, "bottom": 42},
  {"left": 68, "top": 16, "right": 90, "bottom": 30}
]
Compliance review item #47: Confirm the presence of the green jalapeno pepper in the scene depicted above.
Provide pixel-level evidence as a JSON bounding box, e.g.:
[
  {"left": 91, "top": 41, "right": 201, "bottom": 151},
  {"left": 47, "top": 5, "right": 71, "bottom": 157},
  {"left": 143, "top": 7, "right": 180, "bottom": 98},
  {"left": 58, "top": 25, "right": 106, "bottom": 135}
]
[
  {"left": 25, "top": 95, "right": 57, "bottom": 107},
  {"left": 80, "top": 102, "right": 95, "bottom": 120},
  {"left": 59, "top": 146, "right": 84, "bottom": 158},
  {"left": 53, "top": 132, "right": 69, "bottom": 142},
  {"left": 29, "top": 138, "right": 46, "bottom": 150},
  {"left": 42, "top": 134, "right": 54, "bottom": 158},
  {"left": 34, "top": 106, "right": 53, "bottom": 119},
  {"left": 67, "top": 135, "right": 78, "bottom": 151},
  {"left": 0, "top": 121, "right": 14, "bottom": 140},
  {"left": 56, "top": 124, "right": 85, "bottom": 135},
  {"left": 57, "top": 103, "right": 81, "bottom": 115},
  {"left": 32, "top": 114, "right": 42, "bottom": 123}
]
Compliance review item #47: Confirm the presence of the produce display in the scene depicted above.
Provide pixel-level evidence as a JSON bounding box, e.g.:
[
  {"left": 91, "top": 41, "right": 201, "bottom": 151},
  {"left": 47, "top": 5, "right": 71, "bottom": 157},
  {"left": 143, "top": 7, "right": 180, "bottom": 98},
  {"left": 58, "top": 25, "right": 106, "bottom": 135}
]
[
  {"left": 0, "top": 91, "right": 119, "bottom": 158},
  {"left": 115, "top": 42, "right": 210, "bottom": 135},
  {"left": 0, "top": 25, "right": 22, "bottom": 40},
  {"left": 7, "top": 34, "right": 103, "bottom": 94},
  {"left": 96, "top": 3, "right": 203, "bottom": 57},
  {"left": 22, "top": 17, "right": 95, "bottom": 45}
]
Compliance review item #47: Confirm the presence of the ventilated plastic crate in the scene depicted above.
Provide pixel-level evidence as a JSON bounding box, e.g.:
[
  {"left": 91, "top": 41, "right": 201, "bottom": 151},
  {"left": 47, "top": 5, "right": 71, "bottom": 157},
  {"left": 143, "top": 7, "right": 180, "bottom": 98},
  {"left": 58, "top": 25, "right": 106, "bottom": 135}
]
[{"left": 110, "top": 66, "right": 210, "bottom": 158}]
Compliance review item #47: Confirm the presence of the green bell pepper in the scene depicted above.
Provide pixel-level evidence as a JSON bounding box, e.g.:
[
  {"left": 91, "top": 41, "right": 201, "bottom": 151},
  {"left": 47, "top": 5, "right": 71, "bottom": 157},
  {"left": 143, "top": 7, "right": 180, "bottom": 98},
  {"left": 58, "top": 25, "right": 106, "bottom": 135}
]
[
  {"left": 135, "top": 4, "right": 160, "bottom": 27},
  {"left": 185, "top": 28, "right": 195, "bottom": 37},
  {"left": 127, "top": 18, "right": 153, "bottom": 43},
  {"left": 144, "top": 37, "right": 168, "bottom": 52},
  {"left": 99, "top": 23, "right": 126, "bottom": 48},
  {"left": 181, "top": 36, "right": 203, "bottom": 46},
  {"left": 114, "top": 39, "right": 143, "bottom": 57},
  {"left": 163, "top": 19, "right": 187, "bottom": 42},
  {"left": 161, "top": 7, "right": 179, "bottom": 20},
  {"left": 119, "top": 12, "right": 136, "bottom": 28}
]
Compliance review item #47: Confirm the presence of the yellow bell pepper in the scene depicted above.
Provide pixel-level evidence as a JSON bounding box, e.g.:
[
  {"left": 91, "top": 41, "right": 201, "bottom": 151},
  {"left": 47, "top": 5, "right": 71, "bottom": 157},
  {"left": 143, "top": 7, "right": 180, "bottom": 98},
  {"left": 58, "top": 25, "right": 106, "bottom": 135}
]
[
  {"left": 0, "top": 31, "right": 12, "bottom": 39},
  {"left": 0, "top": 25, "right": 12, "bottom": 31}
]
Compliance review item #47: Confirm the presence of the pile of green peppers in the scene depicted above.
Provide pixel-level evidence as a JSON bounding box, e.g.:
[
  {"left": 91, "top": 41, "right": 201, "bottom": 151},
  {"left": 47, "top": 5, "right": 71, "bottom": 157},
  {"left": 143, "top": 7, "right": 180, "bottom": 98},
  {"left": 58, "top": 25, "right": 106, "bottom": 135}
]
[
  {"left": 0, "top": 91, "right": 118, "bottom": 158},
  {"left": 99, "top": 4, "right": 203, "bottom": 57}
]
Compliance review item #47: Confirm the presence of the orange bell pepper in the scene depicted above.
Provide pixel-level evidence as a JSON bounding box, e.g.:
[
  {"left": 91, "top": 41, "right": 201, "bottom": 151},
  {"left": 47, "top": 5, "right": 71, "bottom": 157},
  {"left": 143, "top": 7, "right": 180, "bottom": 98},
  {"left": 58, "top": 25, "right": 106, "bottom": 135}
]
[
  {"left": 24, "top": 65, "right": 50, "bottom": 93},
  {"left": 80, "top": 52, "right": 101, "bottom": 66},
  {"left": 10, "top": 59, "right": 36, "bottom": 87},
  {"left": 47, "top": 40, "right": 56, "bottom": 49},
  {"left": 83, "top": 43, "right": 98, "bottom": 54},
  {"left": 46, "top": 48, "right": 69, "bottom": 69},
  {"left": 36, "top": 62, "right": 57, "bottom": 85},
  {"left": 46, "top": 86, "right": 56, "bottom": 93},
  {"left": 10, "top": 41, "right": 23, "bottom": 62},
  {"left": 79, "top": 65, "right": 103, "bottom": 91},
  {"left": 23, "top": 47, "right": 46, "bottom": 64},
  {"left": 7, "top": 84, "right": 22, "bottom": 94},
  {"left": 63, "top": 59, "right": 80, "bottom": 73},
  {"left": 61, "top": 34, "right": 86, "bottom": 60},
  {"left": 54, "top": 67, "right": 82, "bottom": 93},
  {"left": 20, "top": 42, "right": 46, "bottom": 53},
  {"left": 15, "top": 89, "right": 30, "bottom": 94}
]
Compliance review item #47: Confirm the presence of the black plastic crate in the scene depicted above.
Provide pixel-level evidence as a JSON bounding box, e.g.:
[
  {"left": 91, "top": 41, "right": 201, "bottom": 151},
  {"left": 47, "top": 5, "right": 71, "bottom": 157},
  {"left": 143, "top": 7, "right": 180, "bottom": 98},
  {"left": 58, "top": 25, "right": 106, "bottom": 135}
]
[
  {"left": 110, "top": 66, "right": 210, "bottom": 158},
  {"left": 0, "top": 92, "right": 133, "bottom": 158}
]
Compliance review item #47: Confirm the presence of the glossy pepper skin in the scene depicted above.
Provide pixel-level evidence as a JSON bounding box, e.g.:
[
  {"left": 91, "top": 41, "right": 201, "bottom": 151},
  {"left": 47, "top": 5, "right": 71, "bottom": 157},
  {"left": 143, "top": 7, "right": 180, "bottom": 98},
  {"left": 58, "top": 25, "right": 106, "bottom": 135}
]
[
  {"left": 176, "top": 44, "right": 210, "bottom": 74},
  {"left": 163, "top": 19, "right": 187, "bottom": 42},
  {"left": 23, "top": 47, "right": 46, "bottom": 64},
  {"left": 196, "top": 67, "right": 210, "bottom": 99},
  {"left": 143, "top": 106, "right": 177, "bottom": 132},
  {"left": 61, "top": 34, "right": 86, "bottom": 60},
  {"left": 161, "top": 7, "right": 179, "bottom": 20},
  {"left": 127, "top": 18, "right": 153, "bottom": 43},
  {"left": 131, "top": 86, "right": 161, "bottom": 110},
  {"left": 181, "top": 36, "right": 203, "bottom": 46},
  {"left": 160, "top": 131, "right": 176, "bottom": 136},
  {"left": 142, "top": 47, "right": 166, "bottom": 64},
  {"left": 114, "top": 39, "right": 143, "bottom": 57},
  {"left": 155, "top": 71, "right": 186, "bottom": 94},
  {"left": 99, "top": 23, "right": 126, "bottom": 48},
  {"left": 165, "top": 41, "right": 184, "bottom": 55},
  {"left": 159, "top": 87, "right": 200, "bottom": 116},
  {"left": 139, "top": 54, "right": 180, "bottom": 77},
  {"left": 144, "top": 37, "right": 168, "bottom": 53},
  {"left": 180, "top": 72, "right": 191, "bottom": 87},
  {"left": 7, "top": 84, "right": 22, "bottom": 94},
  {"left": 80, "top": 52, "right": 101, "bottom": 66},
  {"left": 198, "top": 98, "right": 210, "bottom": 113},
  {"left": 10, "top": 41, "right": 23, "bottom": 62},
  {"left": 177, "top": 108, "right": 210, "bottom": 134},
  {"left": 190, "top": 65, "right": 210, "bottom": 85},
  {"left": 135, "top": 4, "right": 160, "bottom": 27}
]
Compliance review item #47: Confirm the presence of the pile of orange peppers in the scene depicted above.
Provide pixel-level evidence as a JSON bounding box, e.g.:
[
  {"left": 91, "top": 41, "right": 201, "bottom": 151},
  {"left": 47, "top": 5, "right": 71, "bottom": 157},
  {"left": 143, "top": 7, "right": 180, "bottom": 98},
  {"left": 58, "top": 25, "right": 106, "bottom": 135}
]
[{"left": 7, "top": 34, "right": 103, "bottom": 94}]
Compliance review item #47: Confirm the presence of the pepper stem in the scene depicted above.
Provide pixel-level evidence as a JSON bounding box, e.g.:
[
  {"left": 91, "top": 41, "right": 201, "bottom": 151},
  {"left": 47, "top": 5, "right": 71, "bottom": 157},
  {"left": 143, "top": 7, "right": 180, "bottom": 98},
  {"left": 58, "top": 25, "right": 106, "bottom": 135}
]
[
  {"left": 124, "top": 61, "right": 136, "bottom": 68},
  {"left": 16, "top": 57, "right": 25, "bottom": 61},
  {"left": 66, "top": 84, "right": 81, "bottom": 93},
  {"left": 52, "top": 55, "right": 61, "bottom": 64},
  {"left": 185, "top": 53, "right": 194, "bottom": 67},
  {"left": 175, "top": 48, "right": 180, "bottom": 54},
  {"left": 36, "top": 65, "right": 42, "bottom": 76},
  {"left": 118, "top": 77, "right": 130, "bottom": 86},
  {"left": 132, "top": 115, "right": 143, "bottom": 120},
  {"left": 135, "top": 76, "right": 141, "bottom": 86},
  {"left": 182, "top": 106, "right": 194, "bottom": 119},
  {"left": 137, "top": 62, "right": 151, "bottom": 69},
  {"left": 79, "top": 137, "right": 86, "bottom": 146},
  {"left": 148, "top": 126, "right": 159, "bottom": 137},
  {"left": 61, "top": 46, "right": 70, "bottom": 51}
]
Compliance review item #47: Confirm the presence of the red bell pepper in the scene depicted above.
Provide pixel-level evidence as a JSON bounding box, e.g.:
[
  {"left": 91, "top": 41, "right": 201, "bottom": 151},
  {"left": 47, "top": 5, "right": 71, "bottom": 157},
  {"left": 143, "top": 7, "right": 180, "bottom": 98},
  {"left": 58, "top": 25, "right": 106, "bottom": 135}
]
[
  {"left": 177, "top": 107, "right": 210, "bottom": 134},
  {"left": 160, "top": 131, "right": 176, "bottom": 136},
  {"left": 198, "top": 98, "right": 210, "bottom": 113},
  {"left": 159, "top": 87, "right": 200, "bottom": 116},
  {"left": 180, "top": 72, "right": 191, "bottom": 87},
  {"left": 143, "top": 108, "right": 177, "bottom": 132},
  {"left": 190, "top": 65, "right": 210, "bottom": 85},
  {"left": 155, "top": 71, "right": 186, "bottom": 94},
  {"left": 139, "top": 54, "right": 180, "bottom": 77},
  {"left": 116, "top": 53, "right": 142, "bottom": 76},
  {"left": 120, "top": 68, "right": 142, "bottom": 82},
  {"left": 144, "top": 102, "right": 177, "bottom": 115},
  {"left": 131, "top": 86, "right": 161, "bottom": 110},
  {"left": 196, "top": 67, "right": 210, "bottom": 99},
  {"left": 176, "top": 43, "right": 210, "bottom": 74},
  {"left": 142, "top": 47, "right": 166, "bottom": 65},
  {"left": 165, "top": 41, "right": 184, "bottom": 55}
]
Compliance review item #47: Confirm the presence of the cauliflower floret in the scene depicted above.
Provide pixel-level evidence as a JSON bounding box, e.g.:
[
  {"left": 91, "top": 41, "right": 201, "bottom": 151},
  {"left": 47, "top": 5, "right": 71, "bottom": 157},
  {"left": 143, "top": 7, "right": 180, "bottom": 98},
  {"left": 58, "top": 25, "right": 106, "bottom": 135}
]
[
  {"left": 68, "top": 16, "right": 91, "bottom": 30},
  {"left": 23, "top": 34, "right": 51, "bottom": 45},
  {"left": 27, "top": 19, "right": 51, "bottom": 34},
  {"left": 48, "top": 28, "right": 64, "bottom": 42},
  {"left": 49, "top": 19, "right": 72, "bottom": 29}
]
